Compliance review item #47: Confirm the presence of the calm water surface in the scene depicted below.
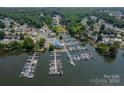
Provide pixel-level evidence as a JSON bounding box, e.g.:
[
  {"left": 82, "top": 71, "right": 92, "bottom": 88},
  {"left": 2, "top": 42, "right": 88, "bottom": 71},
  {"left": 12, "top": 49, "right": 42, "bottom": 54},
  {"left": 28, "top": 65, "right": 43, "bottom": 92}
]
[{"left": 0, "top": 45, "right": 124, "bottom": 86}]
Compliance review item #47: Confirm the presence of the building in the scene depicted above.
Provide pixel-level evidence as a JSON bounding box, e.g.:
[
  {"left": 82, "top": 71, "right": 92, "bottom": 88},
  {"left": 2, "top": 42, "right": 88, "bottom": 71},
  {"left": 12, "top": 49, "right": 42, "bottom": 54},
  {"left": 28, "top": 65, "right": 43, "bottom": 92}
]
[
  {"left": 52, "top": 15, "right": 61, "bottom": 25},
  {"left": 48, "top": 32, "right": 56, "bottom": 37},
  {"left": 52, "top": 39, "right": 62, "bottom": 49}
]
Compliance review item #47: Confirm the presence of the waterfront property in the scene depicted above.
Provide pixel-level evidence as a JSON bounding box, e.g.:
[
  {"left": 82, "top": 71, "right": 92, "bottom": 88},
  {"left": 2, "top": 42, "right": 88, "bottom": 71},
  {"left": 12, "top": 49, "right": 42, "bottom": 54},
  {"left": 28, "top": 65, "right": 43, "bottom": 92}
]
[{"left": 1, "top": 8, "right": 124, "bottom": 86}]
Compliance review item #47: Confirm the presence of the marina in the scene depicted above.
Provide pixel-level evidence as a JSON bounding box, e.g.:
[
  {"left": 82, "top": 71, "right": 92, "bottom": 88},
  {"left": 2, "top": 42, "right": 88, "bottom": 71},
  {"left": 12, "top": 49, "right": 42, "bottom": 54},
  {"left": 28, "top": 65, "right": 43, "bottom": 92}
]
[
  {"left": 20, "top": 52, "right": 39, "bottom": 79},
  {"left": 1, "top": 7, "right": 124, "bottom": 86},
  {"left": 49, "top": 51, "right": 63, "bottom": 75},
  {"left": 62, "top": 33, "right": 95, "bottom": 65},
  {"left": 69, "top": 52, "right": 95, "bottom": 62},
  {"left": 65, "top": 49, "right": 75, "bottom": 66},
  {"left": 0, "top": 45, "right": 124, "bottom": 85}
]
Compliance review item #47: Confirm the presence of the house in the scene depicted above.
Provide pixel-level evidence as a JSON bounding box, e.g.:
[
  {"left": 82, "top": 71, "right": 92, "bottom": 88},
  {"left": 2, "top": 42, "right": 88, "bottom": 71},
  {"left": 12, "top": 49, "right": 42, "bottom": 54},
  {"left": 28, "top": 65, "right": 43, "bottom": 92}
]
[
  {"left": 0, "top": 39, "right": 9, "bottom": 44},
  {"left": 91, "top": 16, "right": 97, "bottom": 21},
  {"left": 102, "top": 37, "right": 110, "bottom": 43},
  {"left": 52, "top": 15, "right": 61, "bottom": 25},
  {"left": 48, "top": 32, "right": 56, "bottom": 37},
  {"left": 114, "top": 38, "right": 122, "bottom": 42},
  {"left": 39, "top": 29, "right": 45, "bottom": 34}
]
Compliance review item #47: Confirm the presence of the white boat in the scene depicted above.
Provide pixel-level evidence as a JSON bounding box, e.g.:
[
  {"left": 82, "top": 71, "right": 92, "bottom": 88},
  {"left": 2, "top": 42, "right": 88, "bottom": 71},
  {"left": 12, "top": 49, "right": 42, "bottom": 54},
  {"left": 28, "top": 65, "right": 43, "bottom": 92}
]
[
  {"left": 69, "top": 47, "right": 72, "bottom": 51},
  {"left": 77, "top": 56, "right": 80, "bottom": 61},
  {"left": 28, "top": 74, "right": 34, "bottom": 79}
]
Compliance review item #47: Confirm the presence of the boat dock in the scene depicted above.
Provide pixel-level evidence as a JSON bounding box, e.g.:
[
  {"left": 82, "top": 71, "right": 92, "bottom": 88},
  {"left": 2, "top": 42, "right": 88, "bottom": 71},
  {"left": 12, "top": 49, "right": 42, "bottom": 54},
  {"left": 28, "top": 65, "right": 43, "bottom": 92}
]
[
  {"left": 65, "top": 49, "right": 75, "bottom": 66},
  {"left": 62, "top": 33, "right": 95, "bottom": 65},
  {"left": 20, "top": 52, "right": 39, "bottom": 79},
  {"left": 49, "top": 51, "right": 63, "bottom": 75}
]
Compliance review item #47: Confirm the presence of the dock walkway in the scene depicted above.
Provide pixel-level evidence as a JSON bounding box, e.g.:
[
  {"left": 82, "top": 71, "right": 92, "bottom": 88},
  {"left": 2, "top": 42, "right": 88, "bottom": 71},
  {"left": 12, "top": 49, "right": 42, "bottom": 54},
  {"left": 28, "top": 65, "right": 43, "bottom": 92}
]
[
  {"left": 49, "top": 50, "right": 63, "bottom": 75},
  {"left": 20, "top": 52, "right": 39, "bottom": 79},
  {"left": 65, "top": 49, "right": 75, "bottom": 66}
]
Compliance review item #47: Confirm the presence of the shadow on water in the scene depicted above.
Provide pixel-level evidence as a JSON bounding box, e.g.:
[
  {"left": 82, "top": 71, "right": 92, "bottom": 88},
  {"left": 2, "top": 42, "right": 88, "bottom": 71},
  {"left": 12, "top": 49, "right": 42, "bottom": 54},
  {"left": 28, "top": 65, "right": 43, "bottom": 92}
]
[
  {"left": 123, "top": 53, "right": 124, "bottom": 57},
  {"left": 95, "top": 50, "right": 116, "bottom": 63},
  {"left": 91, "top": 46, "right": 116, "bottom": 64},
  {"left": 0, "top": 48, "right": 48, "bottom": 57},
  {"left": 0, "top": 51, "right": 33, "bottom": 57},
  {"left": 1, "top": 43, "right": 124, "bottom": 85},
  {"left": 81, "top": 43, "right": 117, "bottom": 64},
  {"left": 103, "top": 56, "right": 116, "bottom": 63},
  {"left": 41, "top": 48, "right": 48, "bottom": 54}
]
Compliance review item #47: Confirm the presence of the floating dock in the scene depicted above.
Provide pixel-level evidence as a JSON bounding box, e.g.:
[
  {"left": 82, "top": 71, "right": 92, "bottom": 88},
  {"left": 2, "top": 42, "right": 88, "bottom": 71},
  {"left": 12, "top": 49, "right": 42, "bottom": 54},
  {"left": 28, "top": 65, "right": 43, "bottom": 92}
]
[
  {"left": 20, "top": 52, "right": 39, "bottom": 79},
  {"left": 65, "top": 49, "right": 75, "bottom": 66},
  {"left": 49, "top": 51, "right": 63, "bottom": 75},
  {"left": 62, "top": 33, "right": 95, "bottom": 65}
]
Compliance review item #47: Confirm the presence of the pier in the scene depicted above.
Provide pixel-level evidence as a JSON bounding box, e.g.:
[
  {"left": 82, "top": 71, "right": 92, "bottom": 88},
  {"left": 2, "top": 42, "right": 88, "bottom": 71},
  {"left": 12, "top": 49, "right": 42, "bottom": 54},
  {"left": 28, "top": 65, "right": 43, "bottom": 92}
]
[
  {"left": 20, "top": 52, "right": 39, "bottom": 79},
  {"left": 65, "top": 49, "right": 75, "bottom": 66},
  {"left": 49, "top": 51, "right": 63, "bottom": 75},
  {"left": 62, "top": 33, "right": 95, "bottom": 65}
]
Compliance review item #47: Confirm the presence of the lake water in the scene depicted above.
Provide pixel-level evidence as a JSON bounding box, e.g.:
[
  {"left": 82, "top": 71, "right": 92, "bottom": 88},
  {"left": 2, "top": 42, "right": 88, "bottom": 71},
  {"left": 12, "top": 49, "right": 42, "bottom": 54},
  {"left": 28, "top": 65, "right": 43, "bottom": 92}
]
[{"left": 0, "top": 45, "right": 124, "bottom": 86}]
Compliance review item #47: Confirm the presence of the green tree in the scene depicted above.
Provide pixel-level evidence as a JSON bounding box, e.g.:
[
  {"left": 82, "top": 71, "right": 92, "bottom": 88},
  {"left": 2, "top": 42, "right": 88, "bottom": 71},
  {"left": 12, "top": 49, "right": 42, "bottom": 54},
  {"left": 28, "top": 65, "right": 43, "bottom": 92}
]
[
  {"left": 87, "top": 18, "right": 94, "bottom": 26},
  {"left": 34, "top": 43, "right": 40, "bottom": 51},
  {"left": 96, "top": 42, "right": 117, "bottom": 57},
  {"left": 113, "top": 41, "right": 120, "bottom": 48},
  {"left": 23, "top": 36, "right": 35, "bottom": 50},
  {"left": 9, "top": 41, "right": 22, "bottom": 50},
  {"left": 39, "top": 37, "right": 46, "bottom": 48},
  {"left": 0, "top": 20, "right": 5, "bottom": 29},
  {"left": 0, "top": 42, "right": 4, "bottom": 50},
  {"left": 49, "top": 44, "right": 55, "bottom": 51},
  {"left": 0, "top": 31, "right": 5, "bottom": 40}
]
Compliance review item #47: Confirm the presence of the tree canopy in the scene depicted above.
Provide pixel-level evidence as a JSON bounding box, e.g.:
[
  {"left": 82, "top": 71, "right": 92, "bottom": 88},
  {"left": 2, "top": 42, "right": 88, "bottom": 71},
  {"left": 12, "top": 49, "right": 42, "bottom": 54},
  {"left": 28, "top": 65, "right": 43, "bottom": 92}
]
[
  {"left": 0, "top": 20, "right": 5, "bottom": 29},
  {"left": 39, "top": 37, "right": 46, "bottom": 47},
  {"left": 0, "top": 31, "right": 5, "bottom": 40},
  {"left": 23, "top": 36, "right": 35, "bottom": 50}
]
